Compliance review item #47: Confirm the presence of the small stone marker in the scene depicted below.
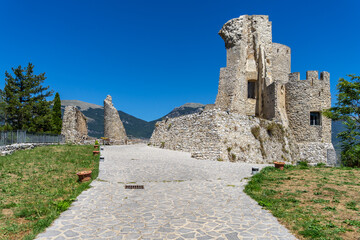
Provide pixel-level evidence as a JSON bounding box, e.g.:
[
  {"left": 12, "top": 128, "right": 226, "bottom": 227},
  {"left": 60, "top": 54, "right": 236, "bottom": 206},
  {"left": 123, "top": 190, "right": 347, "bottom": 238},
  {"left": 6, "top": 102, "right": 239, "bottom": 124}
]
[{"left": 251, "top": 167, "right": 259, "bottom": 175}]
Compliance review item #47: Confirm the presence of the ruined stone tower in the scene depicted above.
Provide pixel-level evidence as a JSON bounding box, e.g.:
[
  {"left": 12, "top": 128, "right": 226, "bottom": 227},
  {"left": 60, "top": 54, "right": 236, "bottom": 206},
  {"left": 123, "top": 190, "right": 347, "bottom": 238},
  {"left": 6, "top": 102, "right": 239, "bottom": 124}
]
[
  {"left": 215, "top": 15, "right": 290, "bottom": 124},
  {"left": 150, "top": 15, "right": 336, "bottom": 165}
]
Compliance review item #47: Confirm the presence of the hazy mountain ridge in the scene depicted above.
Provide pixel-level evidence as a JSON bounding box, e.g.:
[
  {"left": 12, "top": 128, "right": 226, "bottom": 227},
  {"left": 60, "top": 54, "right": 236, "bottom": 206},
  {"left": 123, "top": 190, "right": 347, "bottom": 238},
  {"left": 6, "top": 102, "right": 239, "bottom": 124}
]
[
  {"left": 61, "top": 100, "right": 102, "bottom": 111},
  {"left": 165, "top": 103, "right": 205, "bottom": 118}
]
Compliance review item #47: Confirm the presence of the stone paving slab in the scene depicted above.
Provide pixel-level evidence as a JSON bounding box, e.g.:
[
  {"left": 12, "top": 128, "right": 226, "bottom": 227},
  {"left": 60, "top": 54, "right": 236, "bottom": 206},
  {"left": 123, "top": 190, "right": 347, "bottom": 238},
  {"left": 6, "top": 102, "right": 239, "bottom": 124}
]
[{"left": 36, "top": 144, "right": 297, "bottom": 240}]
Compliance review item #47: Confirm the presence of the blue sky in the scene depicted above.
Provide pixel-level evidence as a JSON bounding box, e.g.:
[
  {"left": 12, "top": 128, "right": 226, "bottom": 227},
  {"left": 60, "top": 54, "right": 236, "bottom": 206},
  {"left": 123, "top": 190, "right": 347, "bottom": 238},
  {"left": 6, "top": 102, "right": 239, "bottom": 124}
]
[{"left": 0, "top": 0, "right": 359, "bottom": 121}]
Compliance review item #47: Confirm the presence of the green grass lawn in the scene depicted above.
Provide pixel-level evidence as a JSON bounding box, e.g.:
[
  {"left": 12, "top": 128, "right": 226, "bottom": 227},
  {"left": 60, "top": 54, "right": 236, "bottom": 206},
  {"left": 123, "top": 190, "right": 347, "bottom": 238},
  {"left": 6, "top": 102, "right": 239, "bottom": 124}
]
[
  {"left": 245, "top": 164, "right": 360, "bottom": 240},
  {"left": 0, "top": 144, "right": 99, "bottom": 240}
]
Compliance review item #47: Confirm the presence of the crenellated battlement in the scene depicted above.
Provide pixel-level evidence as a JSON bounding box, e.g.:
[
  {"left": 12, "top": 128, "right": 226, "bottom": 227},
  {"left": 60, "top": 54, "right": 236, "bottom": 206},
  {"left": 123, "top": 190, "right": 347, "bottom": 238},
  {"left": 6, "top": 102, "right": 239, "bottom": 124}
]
[
  {"left": 285, "top": 68, "right": 332, "bottom": 145},
  {"left": 288, "top": 71, "right": 330, "bottom": 82}
]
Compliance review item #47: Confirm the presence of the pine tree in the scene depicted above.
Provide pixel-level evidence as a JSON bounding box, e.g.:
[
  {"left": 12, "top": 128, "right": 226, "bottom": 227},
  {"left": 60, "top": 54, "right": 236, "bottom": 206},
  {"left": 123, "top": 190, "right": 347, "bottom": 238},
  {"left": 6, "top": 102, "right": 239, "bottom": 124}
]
[
  {"left": 4, "top": 63, "right": 53, "bottom": 132},
  {"left": 51, "top": 92, "right": 62, "bottom": 134},
  {"left": 0, "top": 90, "right": 6, "bottom": 123}
]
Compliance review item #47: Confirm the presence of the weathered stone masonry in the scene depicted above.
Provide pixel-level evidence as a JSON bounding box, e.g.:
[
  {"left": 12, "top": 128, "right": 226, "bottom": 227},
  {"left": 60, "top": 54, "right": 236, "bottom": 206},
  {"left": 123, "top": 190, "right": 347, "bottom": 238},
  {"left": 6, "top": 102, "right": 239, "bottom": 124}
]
[
  {"left": 150, "top": 15, "right": 336, "bottom": 165},
  {"left": 104, "top": 95, "right": 127, "bottom": 144},
  {"left": 151, "top": 110, "right": 298, "bottom": 164},
  {"left": 61, "top": 106, "right": 88, "bottom": 144}
]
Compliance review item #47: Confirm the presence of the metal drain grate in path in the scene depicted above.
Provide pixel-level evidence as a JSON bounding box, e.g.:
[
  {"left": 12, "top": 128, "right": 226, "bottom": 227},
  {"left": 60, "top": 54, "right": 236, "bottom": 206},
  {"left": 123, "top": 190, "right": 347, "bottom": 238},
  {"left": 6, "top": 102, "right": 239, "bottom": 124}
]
[{"left": 125, "top": 185, "right": 144, "bottom": 189}]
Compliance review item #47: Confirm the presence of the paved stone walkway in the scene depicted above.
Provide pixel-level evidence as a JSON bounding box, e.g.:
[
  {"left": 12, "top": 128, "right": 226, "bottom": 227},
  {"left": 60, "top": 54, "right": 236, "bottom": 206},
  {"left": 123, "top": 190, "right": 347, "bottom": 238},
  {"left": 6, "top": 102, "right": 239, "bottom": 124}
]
[{"left": 36, "top": 144, "right": 297, "bottom": 240}]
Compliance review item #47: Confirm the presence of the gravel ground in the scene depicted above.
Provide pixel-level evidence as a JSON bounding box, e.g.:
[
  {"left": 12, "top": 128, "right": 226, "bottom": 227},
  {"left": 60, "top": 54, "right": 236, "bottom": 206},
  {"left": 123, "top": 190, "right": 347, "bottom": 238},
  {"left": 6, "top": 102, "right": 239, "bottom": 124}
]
[{"left": 35, "top": 144, "right": 297, "bottom": 240}]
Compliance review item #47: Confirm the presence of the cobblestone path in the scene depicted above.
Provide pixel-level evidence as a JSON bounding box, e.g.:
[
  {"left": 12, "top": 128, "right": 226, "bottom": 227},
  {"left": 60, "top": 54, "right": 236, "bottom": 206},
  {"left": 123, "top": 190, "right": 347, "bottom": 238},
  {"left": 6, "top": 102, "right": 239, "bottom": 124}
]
[{"left": 36, "top": 144, "right": 297, "bottom": 240}]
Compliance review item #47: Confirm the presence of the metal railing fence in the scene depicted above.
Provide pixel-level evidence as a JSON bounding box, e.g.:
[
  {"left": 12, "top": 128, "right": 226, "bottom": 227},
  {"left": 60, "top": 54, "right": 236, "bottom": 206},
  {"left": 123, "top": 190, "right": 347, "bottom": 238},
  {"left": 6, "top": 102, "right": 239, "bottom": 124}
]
[{"left": 0, "top": 130, "right": 64, "bottom": 146}]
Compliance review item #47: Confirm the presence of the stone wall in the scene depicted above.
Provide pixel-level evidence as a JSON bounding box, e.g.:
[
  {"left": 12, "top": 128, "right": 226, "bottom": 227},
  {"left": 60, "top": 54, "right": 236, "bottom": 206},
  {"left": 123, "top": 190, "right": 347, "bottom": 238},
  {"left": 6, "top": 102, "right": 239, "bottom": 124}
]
[
  {"left": 286, "top": 71, "right": 332, "bottom": 143},
  {"left": 297, "top": 142, "right": 337, "bottom": 165},
  {"left": 150, "top": 109, "right": 299, "bottom": 164},
  {"left": 271, "top": 43, "right": 291, "bottom": 83},
  {"left": 150, "top": 109, "right": 335, "bottom": 165},
  {"left": 262, "top": 82, "right": 289, "bottom": 127},
  {"left": 0, "top": 143, "right": 62, "bottom": 156},
  {"left": 61, "top": 106, "right": 88, "bottom": 143}
]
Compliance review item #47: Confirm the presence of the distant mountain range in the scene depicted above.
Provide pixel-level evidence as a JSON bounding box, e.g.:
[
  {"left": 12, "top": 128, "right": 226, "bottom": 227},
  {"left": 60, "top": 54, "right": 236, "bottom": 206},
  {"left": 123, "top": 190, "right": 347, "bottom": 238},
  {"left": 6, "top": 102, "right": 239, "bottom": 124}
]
[{"left": 61, "top": 100, "right": 205, "bottom": 139}]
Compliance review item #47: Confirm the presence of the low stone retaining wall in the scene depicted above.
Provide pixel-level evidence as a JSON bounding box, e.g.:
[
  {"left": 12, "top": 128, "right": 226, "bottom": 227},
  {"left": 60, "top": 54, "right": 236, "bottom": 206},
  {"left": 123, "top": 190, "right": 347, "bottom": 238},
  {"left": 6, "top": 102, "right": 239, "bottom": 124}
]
[{"left": 0, "top": 143, "right": 62, "bottom": 156}]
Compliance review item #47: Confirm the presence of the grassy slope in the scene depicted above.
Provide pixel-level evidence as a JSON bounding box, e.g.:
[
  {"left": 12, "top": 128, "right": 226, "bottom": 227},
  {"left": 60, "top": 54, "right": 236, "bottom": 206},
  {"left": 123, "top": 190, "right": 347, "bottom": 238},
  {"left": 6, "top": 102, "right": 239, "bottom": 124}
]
[
  {"left": 0, "top": 145, "right": 99, "bottom": 240},
  {"left": 245, "top": 165, "right": 360, "bottom": 240}
]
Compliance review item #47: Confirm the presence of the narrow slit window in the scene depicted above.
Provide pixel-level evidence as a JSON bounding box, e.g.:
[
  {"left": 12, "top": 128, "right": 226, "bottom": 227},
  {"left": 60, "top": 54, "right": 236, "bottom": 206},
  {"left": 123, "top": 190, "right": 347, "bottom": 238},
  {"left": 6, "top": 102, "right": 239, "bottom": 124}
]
[
  {"left": 310, "top": 112, "right": 321, "bottom": 125},
  {"left": 248, "top": 81, "right": 256, "bottom": 99}
]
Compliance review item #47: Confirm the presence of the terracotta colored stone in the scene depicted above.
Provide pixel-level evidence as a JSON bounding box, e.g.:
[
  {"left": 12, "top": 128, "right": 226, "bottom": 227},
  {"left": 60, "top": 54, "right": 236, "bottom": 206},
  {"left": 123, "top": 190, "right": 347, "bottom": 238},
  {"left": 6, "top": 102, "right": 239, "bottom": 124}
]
[
  {"left": 76, "top": 170, "right": 92, "bottom": 182},
  {"left": 274, "top": 162, "right": 285, "bottom": 170}
]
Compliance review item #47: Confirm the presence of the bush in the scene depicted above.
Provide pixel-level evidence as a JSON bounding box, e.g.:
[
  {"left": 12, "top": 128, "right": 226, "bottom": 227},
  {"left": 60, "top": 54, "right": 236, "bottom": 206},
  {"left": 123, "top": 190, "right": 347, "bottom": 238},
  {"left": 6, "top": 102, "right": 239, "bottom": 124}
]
[
  {"left": 266, "top": 122, "right": 285, "bottom": 140},
  {"left": 231, "top": 153, "right": 236, "bottom": 162},
  {"left": 340, "top": 144, "right": 360, "bottom": 167},
  {"left": 298, "top": 161, "right": 308, "bottom": 169},
  {"left": 251, "top": 126, "right": 260, "bottom": 140}
]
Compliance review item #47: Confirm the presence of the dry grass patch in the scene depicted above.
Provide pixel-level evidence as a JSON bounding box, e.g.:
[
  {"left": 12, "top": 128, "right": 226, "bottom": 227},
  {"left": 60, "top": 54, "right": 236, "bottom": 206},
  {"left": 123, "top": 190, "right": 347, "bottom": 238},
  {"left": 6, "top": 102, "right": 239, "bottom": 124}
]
[
  {"left": 0, "top": 144, "right": 99, "bottom": 240},
  {"left": 245, "top": 164, "right": 360, "bottom": 240}
]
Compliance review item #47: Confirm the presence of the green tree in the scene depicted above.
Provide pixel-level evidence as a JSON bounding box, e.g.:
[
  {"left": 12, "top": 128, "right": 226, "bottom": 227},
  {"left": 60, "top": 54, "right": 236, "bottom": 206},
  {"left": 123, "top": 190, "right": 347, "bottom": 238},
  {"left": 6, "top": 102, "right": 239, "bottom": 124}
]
[
  {"left": 3, "top": 63, "right": 53, "bottom": 132},
  {"left": 0, "top": 90, "right": 12, "bottom": 130},
  {"left": 51, "top": 92, "right": 62, "bottom": 134},
  {"left": 0, "top": 89, "right": 6, "bottom": 122},
  {"left": 323, "top": 74, "right": 360, "bottom": 167}
]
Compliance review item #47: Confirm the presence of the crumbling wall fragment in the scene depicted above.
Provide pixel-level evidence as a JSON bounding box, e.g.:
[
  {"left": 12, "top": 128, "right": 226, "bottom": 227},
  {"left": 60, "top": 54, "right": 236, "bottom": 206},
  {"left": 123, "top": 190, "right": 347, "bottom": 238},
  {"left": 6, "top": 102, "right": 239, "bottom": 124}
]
[
  {"left": 61, "top": 106, "right": 88, "bottom": 143},
  {"left": 104, "top": 95, "right": 127, "bottom": 144}
]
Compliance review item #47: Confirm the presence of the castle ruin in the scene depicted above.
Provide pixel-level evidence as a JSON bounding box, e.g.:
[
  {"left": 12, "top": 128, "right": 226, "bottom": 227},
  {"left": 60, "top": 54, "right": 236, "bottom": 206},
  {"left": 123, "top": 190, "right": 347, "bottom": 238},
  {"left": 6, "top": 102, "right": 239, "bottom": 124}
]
[{"left": 150, "top": 15, "right": 337, "bottom": 165}]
